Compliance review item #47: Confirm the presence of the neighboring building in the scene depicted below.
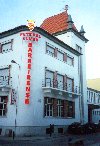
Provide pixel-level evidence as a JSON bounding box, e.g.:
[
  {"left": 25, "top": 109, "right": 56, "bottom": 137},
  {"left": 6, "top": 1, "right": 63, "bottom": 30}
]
[
  {"left": 87, "top": 78, "right": 100, "bottom": 91},
  {"left": 87, "top": 88, "right": 100, "bottom": 123},
  {"left": 0, "top": 10, "right": 88, "bottom": 136}
]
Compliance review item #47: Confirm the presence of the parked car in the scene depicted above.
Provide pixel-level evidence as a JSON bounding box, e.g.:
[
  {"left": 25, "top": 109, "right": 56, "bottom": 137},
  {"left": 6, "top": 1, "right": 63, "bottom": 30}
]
[
  {"left": 82, "top": 122, "right": 98, "bottom": 134},
  {"left": 67, "top": 122, "right": 81, "bottom": 134}
]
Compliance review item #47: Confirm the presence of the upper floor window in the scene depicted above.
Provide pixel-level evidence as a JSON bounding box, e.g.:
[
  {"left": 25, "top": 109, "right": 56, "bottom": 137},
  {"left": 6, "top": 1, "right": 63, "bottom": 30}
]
[
  {"left": 46, "top": 44, "right": 54, "bottom": 57},
  {"left": 46, "top": 42, "right": 74, "bottom": 66},
  {"left": 0, "top": 40, "right": 13, "bottom": 53},
  {"left": 57, "top": 51, "right": 64, "bottom": 61},
  {"left": 67, "top": 78, "right": 73, "bottom": 92},
  {"left": 0, "top": 96, "right": 7, "bottom": 116},
  {"left": 45, "top": 70, "right": 54, "bottom": 87},
  {"left": 57, "top": 74, "right": 64, "bottom": 90},
  {"left": 67, "top": 55, "right": 74, "bottom": 66},
  {"left": 76, "top": 44, "right": 82, "bottom": 53}
]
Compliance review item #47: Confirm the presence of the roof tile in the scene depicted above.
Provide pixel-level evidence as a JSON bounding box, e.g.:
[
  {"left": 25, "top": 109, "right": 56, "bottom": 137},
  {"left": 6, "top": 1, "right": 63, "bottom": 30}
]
[{"left": 40, "top": 11, "right": 76, "bottom": 34}]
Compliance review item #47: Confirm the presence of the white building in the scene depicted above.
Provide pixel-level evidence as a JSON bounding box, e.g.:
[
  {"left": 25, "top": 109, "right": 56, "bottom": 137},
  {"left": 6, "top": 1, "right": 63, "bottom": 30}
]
[
  {"left": 87, "top": 88, "right": 100, "bottom": 123},
  {"left": 0, "top": 11, "right": 88, "bottom": 136}
]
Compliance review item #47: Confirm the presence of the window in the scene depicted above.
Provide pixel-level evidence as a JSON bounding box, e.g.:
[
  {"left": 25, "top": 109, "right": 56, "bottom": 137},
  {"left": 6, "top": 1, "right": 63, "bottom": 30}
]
[
  {"left": 57, "top": 99, "right": 64, "bottom": 117},
  {"left": 44, "top": 97, "right": 53, "bottom": 116},
  {"left": 67, "top": 78, "right": 73, "bottom": 92},
  {"left": 45, "top": 70, "right": 54, "bottom": 87},
  {"left": 0, "top": 40, "right": 13, "bottom": 53},
  {"left": 0, "top": 68, "right": 10, "bottom": 87},
  {"left": 57, "top": 74, "right": 64, "bottom": 90},
  {"left": 76, "top": 44, "right": 82, "bottom": 53},
  {"left": 46, "top": 44, "right": 54, "bottom": 57},
  {"left": 57, "top": 51, "right": 64, "bottom": 61},
  {"left": 67, "top": 101, "right": 75, "bottom": 118},
  {"left": 67, "top": 55, "right": 74, "bottom": 66},
  {"left": 0, "top": 96, "right": 7, "bottom": 116}
]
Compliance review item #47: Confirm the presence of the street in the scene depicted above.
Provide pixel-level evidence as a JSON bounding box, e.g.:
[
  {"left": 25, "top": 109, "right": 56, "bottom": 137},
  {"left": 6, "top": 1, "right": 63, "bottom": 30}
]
[{"left": 0, "top": 133, "right": 100, "bottom": 146}]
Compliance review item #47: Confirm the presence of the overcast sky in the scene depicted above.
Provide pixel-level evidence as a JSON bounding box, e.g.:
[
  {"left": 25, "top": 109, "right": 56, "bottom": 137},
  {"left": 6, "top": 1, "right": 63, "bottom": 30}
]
[{"left": 0, "top": 0, "right": 100, "bottom": 79}]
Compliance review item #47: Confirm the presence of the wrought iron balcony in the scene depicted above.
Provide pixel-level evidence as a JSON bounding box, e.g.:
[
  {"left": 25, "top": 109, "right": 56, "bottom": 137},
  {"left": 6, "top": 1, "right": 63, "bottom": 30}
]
[
  {"left": 0, "top": 76, "right": 12, "bottom": 88},
  {"left": 42, "top": 78, "right": 80, "bottom": 97}
]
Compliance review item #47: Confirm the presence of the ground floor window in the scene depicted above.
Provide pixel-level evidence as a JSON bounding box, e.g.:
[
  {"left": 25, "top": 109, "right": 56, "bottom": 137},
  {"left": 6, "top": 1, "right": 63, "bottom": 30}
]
[
  {"left": 0, "top": 96, "right": 7, "bottom": 116},
  {"left": 44, "top": 97, "right": 75, "bottom": 118},
  {"left": 44, "top": 97, "right": 53, "bottom": 116},
  {"left": 67, "top": 101, "right": 75, "bottom": 118},
  {"left": 57, "top": 99, "right": 64, "bottom": 117}
]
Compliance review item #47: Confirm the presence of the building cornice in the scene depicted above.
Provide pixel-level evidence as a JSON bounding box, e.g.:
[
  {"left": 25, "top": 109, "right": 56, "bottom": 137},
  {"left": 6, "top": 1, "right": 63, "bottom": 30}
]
[{"left": 53, "top": 28, "right": 89, "bottom": 43}]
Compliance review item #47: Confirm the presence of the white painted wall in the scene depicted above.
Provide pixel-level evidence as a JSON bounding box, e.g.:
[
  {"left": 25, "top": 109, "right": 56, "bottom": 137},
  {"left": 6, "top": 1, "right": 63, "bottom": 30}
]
[
  {"left": 0, "top": 30, "right": 81, "bottom": 131},
  {"left": 56, "top": 31, "right": 88, "bottom": 123}
]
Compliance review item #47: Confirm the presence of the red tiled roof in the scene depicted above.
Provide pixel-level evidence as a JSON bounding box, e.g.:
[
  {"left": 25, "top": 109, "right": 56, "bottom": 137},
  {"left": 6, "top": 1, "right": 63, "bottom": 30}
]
[{"left": 40, "top": 11, "right": 77, "bottom": 34}]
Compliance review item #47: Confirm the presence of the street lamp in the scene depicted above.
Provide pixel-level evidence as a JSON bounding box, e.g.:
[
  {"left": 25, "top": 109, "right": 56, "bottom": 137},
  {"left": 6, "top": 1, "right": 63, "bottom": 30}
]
[
  {"left": 11, "top": 60, "right": 20, "bottom": 69},
  {"left": 11, "top": 60, "right": 20, "bottom": 136}
]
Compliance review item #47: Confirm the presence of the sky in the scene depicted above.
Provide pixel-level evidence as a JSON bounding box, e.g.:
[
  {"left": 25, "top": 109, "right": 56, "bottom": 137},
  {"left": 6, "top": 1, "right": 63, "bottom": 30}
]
[{"left": 0, "top": 0, "right": 100, "bottom": 79}]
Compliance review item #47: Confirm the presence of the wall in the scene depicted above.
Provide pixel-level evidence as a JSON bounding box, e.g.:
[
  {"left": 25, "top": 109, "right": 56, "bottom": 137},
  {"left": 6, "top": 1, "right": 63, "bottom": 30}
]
[
  {"left": 56, "top": 31, "right": 88, "bottom": 123},
  {"left": 0, "top": 29, "right": 81, "bottom": 135}
]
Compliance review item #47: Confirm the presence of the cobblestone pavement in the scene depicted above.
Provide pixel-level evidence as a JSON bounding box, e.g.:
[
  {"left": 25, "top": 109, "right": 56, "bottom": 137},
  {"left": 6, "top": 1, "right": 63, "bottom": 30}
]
[{"left": 0, "top": 133, "right": 100, "bottom": 146}]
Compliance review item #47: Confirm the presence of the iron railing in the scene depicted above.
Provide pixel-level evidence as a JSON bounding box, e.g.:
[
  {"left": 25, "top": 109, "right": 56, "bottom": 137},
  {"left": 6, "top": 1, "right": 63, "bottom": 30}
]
[{"left": 42, "top": 78, "right": 80, "bottom": 94}]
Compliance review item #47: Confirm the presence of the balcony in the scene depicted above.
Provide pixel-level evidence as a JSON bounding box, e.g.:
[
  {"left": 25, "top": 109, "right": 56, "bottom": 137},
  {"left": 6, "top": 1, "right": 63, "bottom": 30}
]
[
  {"left": 42, "top": 78, "right": 80, "bottom": 98},
  {"left": 0, "top": 76, "right": 12, "bottom": 89}
]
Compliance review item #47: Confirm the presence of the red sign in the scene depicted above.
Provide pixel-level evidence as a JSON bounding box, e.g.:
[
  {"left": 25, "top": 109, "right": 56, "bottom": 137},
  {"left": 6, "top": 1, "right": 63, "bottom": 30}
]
[
  {"left": 20, "top": 32, "right": 41, "bottom": 41},
  {"left": 20, "top": 32, "right": 41, "bottom": 104}
]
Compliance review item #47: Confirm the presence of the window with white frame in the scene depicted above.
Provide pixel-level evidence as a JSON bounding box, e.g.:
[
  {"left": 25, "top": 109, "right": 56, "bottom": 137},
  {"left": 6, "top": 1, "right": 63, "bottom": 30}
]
[
  {"left": 57, "top": 74, "right": 64, "bottom": 90},
  {"left": 0, "top": 96, "right": 7, "bottom": 116},
  {"left": 57, "top": 51, "right": 64, "bottom": 61},
  {"left": 44, "top": 97, "right": 53, "bottom": 117},
  {"left": 57, "top": 99, "right": 64, "bottom": 117},
  {"left": 45, "top": 70, "right": 54, "bottom": 87},
  {"left": 67, "top": 55, "right": 74, "bottom": 66},
  {"left": 46, "top": 44, "right": 54, "bottom": 57},
  {"left": 1, "top": 40, "right": 13, "bottom": 53}
]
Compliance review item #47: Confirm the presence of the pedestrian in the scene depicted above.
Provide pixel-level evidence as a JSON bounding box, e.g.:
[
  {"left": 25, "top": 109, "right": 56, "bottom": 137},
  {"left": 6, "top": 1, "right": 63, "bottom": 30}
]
[
  {"left": 50, "top": 124, "right": 54, "bottom": 137},
  {"left": 50, "top": 124, "right": 52, "bottom": 137},
  {"left": 12, "top": 131, "right": 15, "bottom": 140}
]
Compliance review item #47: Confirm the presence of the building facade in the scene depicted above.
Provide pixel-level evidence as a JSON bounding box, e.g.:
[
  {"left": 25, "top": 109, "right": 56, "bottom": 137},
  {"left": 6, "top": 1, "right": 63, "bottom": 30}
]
[
  {"left": 87, "top": 88, "right": 100, "bottom": 123},
  {"left": 0, "top": 11, "right": 88, "bottom": 136}
]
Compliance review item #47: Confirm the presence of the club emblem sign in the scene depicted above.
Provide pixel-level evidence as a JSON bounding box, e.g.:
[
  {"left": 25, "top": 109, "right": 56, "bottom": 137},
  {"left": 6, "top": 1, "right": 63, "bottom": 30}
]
[{"left": 27, "top": 20, "right": 35, "bottom": 31}]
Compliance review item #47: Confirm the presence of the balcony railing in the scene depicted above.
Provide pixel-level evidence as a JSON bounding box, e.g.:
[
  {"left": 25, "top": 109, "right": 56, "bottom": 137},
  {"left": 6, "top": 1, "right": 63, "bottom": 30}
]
[
  {"left": 42, "top": 78, "right": 80, "bottom": 95},
  {"left": 0, "top": 76, "right": 12, "bottom": 88}
]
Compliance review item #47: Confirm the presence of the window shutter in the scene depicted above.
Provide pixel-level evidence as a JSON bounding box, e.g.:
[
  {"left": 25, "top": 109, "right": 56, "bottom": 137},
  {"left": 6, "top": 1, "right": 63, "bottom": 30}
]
[
  {"left": 54, "top": 48, "right": 58, "bottom": 57},
  {"left": 53, "top": 98, "right": 57, "bottom": 117},
  {"left": 0, "top": 43, "right": 2, "bottom": 53},
  {"left": 53, "top": 71, "right": 57, "bottom": 88},
  {"left": 63, "top": 53, "right": 67, "bottom": 62}
]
